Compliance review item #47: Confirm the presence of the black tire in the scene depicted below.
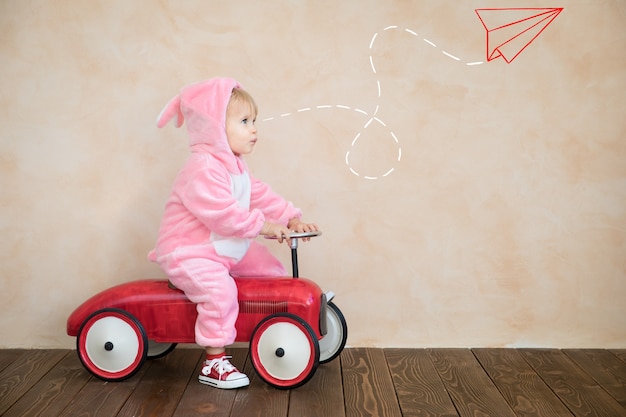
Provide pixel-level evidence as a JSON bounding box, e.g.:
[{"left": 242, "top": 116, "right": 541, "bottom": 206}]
[
  {"left": 146, "top": 341, "right": 177, "bottom": 359},
  {"left": 319, "top": 302, "right": 348, "bottom": 364}
]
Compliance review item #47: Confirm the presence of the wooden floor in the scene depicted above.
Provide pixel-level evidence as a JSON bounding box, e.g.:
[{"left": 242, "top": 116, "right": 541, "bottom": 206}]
[{"left": 0, "top": 348, "right": 625, "bottom": 417}]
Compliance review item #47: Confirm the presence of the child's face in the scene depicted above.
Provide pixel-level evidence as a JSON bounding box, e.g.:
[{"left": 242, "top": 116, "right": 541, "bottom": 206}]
[{"left": 225, "top": 98, "right": 257, "bottom": 156}]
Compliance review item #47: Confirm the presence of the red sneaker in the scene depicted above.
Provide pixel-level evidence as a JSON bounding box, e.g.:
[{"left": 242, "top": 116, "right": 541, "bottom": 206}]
[{"left": 198, "top": 356, "right": 250, "bottom": 389}]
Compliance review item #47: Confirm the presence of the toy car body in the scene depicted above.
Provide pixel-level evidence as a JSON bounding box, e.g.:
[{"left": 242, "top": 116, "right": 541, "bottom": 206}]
[{"left": 67, "top": 236, "right": 347, "bottom": 389}]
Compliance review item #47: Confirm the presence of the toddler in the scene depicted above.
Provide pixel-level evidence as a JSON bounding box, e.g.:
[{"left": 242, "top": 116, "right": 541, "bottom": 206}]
[{"left": 149, "top": 78, "right": 318, "bottom": 389}]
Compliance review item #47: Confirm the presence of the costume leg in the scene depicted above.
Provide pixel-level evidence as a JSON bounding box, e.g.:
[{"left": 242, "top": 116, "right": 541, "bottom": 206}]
[
  {"left": 231, "top": 241, "right": 287, "bottom": 277},
  {"left": 160, "top": 248, "right": 239, "bottom": 347}
]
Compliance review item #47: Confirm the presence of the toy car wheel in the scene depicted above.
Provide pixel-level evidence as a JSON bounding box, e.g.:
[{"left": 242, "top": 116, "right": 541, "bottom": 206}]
[
  {"left": 250, "top": 313, "right": 319, "bottom": 389},
  {"left": 146, "top": 341, "right": 177, "bottom": 359},
  {"left": 76, "top": 308, "right": 148, "bottom": 381},
  {"left": 319, "top": 302, "right": 348, "bottom": 364}
]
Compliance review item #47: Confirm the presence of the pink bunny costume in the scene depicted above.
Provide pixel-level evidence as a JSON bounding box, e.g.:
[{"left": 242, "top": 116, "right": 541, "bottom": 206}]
[{"left": 149, "top": 78, "right": 301, "bottom": 347}]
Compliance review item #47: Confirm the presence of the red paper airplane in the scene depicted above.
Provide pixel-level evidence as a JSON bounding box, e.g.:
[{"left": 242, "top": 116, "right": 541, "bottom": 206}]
[{"left": 475, "top": 7, "right": 563, "bottom": 63}]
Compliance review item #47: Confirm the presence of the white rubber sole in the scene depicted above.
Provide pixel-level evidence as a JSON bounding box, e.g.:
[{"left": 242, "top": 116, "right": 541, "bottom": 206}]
[{"left": 198, "top": 374, "right": 250, "bottom": 389}]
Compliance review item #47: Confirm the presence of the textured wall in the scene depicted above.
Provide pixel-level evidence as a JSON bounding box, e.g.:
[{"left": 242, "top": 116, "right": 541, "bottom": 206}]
[{"left": 1, "top": 0, "right": 625, "bottom": 348}]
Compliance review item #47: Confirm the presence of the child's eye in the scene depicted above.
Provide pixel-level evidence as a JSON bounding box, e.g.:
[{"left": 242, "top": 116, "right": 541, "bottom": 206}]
[{"left": 241, "top": 118, "right": 248, "bottom": 124}]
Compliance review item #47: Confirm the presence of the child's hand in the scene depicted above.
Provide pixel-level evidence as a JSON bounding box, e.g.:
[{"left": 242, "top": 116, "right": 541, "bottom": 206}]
[
  {"left": 287, "top": 218, "right": 319, "bottom": 242},
  {"left": 261, "top": 222, "right": 292, "bottom": 244}
]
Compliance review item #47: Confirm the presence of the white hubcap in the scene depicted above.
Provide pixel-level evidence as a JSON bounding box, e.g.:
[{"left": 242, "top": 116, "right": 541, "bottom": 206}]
[
  {"left": 85, "top": 316, "right": 139, "bottom": 372},
  {"left": 256, "top": 322, "right": 311, "bottom": 380}
]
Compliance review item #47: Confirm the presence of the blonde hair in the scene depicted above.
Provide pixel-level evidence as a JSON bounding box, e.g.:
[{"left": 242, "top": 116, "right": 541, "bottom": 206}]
[{"left": 229, "top": 87, "right": 258, "bottom": 116}]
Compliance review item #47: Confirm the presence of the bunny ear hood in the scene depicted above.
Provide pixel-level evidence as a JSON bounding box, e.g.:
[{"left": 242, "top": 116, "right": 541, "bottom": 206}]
[
  {"left": 157, "top": 77, "right": 244, "bottom": 174},
  {"left": 157, "top": 95, "right": 184, "bottom": 128}
]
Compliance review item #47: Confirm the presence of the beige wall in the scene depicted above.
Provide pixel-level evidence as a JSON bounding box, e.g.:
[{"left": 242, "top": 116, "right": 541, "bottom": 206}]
[{"left": 1, "top": 0, "right": 625, "bottom": 349}]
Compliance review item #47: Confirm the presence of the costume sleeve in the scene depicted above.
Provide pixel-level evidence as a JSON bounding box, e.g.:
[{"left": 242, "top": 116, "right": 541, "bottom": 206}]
[
  {"left": 181, "top": 162, "right": 265, "bottom": 239},
  {"left": 249, "top": 174, "right": 302, "bottom": 225}
]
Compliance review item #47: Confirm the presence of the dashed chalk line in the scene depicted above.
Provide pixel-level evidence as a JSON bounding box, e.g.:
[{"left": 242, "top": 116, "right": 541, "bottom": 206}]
[{"left": 262, "top": 26, "right": 483, "bottom": 180}]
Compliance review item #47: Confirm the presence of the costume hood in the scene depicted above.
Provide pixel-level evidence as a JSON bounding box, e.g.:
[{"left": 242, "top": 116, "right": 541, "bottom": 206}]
[{"left": 157, "top": 77, "right": 244, "bottom": 174}]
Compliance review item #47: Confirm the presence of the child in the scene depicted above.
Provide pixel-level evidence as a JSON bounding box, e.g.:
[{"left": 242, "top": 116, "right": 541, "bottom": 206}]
[{"left": 148, "top": 78, "right": 318, "bottom": 389}]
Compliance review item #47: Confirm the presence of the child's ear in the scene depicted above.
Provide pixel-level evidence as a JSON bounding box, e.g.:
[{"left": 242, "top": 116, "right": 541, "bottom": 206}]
[{"left": 156, "top": 95, "right": 184, "bottom": 128}]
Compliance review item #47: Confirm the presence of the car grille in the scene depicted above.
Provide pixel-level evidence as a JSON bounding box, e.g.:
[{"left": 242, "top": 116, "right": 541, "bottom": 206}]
[{"left": 239, "top": 300, "right": 289, "bottom": 315}]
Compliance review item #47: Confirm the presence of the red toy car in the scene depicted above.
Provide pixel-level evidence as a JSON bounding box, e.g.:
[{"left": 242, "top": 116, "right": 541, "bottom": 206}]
[{"left": 66, "top": 231, "right": 347, "bottom": 389}]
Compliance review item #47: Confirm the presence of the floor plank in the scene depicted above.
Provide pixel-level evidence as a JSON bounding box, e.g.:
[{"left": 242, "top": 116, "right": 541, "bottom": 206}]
[
  {"left": 0, "top": 350, "right": 26, "bottom": 374},
  {"left": 115, "top": 348, "right": 202, "bottom": 417},
  {"left": 0, "top": 349, "right": 68, "bottom": 416},
  {"left": 2, "top": 348, "right": 625, "bottom": 417},
  {"left": 521, "top": 349, "right": 626, "bottom": 417},
  {"left": 611, "top": 350, "right": 626, "bottom": 364},
  {"left": 341, "top": 348, "right": 403, "bottom": 417},
  {"left": 473, "top": 348, "right": 573, "bottom": 417},
  {"left": 228, "top": 349, "right": 290, "bottom": 417},
  {"left": 57, "top": 363, "right": 150, "bottom": 417},
  {"left": 385, "top": 348, "right": 458, "bottom": 417},
  {"left": 427, "top": 348, "right": 517, "bottom": 417},
  {"left": 1, "top": 352, "right": 90, "bottom": 417},
  {"left": 288, "top": 356, "right": 346, "bottom": 417},
  {"left": 564, "top": 349, "right": 626, "bottom": 408}
]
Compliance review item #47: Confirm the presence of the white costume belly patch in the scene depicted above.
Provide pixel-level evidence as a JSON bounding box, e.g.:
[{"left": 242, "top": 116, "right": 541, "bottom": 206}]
[{"left": 211, "top": 172, "right": 252, "bottom": 261}]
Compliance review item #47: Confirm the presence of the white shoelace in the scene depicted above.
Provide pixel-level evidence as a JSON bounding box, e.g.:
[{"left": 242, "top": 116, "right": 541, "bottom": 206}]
[{"left": 203, "top": 356, "right": 236, "bottom": 376}]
